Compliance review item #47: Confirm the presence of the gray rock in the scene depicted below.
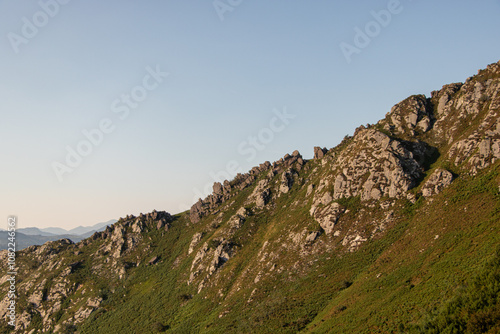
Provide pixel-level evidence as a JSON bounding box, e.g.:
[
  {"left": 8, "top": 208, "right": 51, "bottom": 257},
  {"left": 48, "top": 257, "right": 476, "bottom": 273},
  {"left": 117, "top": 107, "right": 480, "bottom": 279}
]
[
  {"left": 131, "top": 220, "right": 143, "bottom": 234},
  {"left": 422, "top": 169, "right": 454, "bottom": 197},
  {"left": 190, "top": 199, "right": 204, "bottom": 224},
  {"left": 255, "top": 188, "right": 270, "bottom": 208},
  {"left": 342, "top": 233, "right": 367, "bottom": 252},
  {"left": 431, "top": 82, "right": 462, "bottom": 118},
  {"left": 279, "top": 169, "right": 295, "bottom": 194},
  {"left": 306, "top": 184, "right": 315, "bottom": 197},
  {"left": 190, "top": 242, "right": 209, "bottom": 272},
  {"left": 213, "top": 182, "right": 224, "bottom": 196},
  {"left": 479, "top": 138, "right": 492, "bottom": 157},
  {"left": 320, "top": 192, "right": 333, "bottom": 205},
  {"left": 208, "top": 241, "right": 231, "bottom": 276},
  {"left": 305, "top": 231, "right": 320, "bottom": 243},
  {"left": 247, "top": 179, "right": 271, "bottom": 208},
  {"left": 388, "top": 95, "right": 432, "bottom": 134},
  {"left": 188, "top": 232, "right": 204, "bottom": 255},
  {"left": 314, "top": 147, "right": 328, "bottom": 159},
  {"left": 310, "top": 202, "right": 345, "bottom": 235},
  {"left": 229, "top": 215, "right": 245, "bottom": 230},
  {"left": 332, "top": 129, "right": 424, "bottom": 201}
]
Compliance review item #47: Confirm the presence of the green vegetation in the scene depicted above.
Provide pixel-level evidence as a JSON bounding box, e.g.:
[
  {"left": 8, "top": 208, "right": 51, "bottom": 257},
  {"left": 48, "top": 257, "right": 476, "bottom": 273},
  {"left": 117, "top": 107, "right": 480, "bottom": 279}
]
[
  {"left": 413, "top": 248, "right": 500, "bottom": 334},
  {"left": 0, "top": 160, "right": 497, "bottom": 334},
  {"left": 334, "top": 195, "right": 361, "bottom": 212},
  {"left": 1, "top": 62, "right": 499, "bottom": 334}
]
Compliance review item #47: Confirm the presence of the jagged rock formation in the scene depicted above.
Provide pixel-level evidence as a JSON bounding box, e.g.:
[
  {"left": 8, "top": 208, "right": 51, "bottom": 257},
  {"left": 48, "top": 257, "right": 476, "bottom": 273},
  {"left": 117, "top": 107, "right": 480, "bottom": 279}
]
[
  {"left": 313, "top": 146, "right": 328, "bottom": 159},
  {"left": 1, "top": 61, "right": 500, "bottom": 334},
  {"left": 331, "top": 128, "right": 429, "bottom": 201},
  {"left": 385, "top": 94, "right": 434, "bottom": 135},
  {"left": 190, "top": 152, "right": 305, "bottom": 224},
  {"left": 0, "top": 211, "right": 173, "bottom": 333},
  {"left": 189, "top": 161, "right": 273, "bottom": 224},
  {"left": 422, "top": 168, "right": 454, "bottom": 197}
]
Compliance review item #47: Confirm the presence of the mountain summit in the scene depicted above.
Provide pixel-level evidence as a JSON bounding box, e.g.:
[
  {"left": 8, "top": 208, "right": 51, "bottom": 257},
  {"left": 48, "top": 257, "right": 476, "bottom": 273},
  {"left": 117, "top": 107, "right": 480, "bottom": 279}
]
[{"left": 1, "top": 61, "right": 500, "bottom": 333}]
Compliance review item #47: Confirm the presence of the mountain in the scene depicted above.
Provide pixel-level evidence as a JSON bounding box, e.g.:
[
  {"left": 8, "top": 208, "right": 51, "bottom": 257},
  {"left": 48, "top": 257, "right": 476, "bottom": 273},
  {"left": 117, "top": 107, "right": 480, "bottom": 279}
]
[
  {"left": 0, "top": 220, "right": 119, "bottom": 251},
  {"left": 1, "top": 61, "right": 499, "bottom": 333},
  {"left": 41, "top": 220, "right": 117, "bottom": 236},
  {"left": 0, "top": 232, "right": 86, "bottom": 251},
  {"left": 40, "top": 227, "right": 71, "bottom": 235},
  {"left": 65, "top": 220, "right": 117, "bottom": 236},
  {"left": 16, "top": 228, "right": 57, "bottom": 237}
]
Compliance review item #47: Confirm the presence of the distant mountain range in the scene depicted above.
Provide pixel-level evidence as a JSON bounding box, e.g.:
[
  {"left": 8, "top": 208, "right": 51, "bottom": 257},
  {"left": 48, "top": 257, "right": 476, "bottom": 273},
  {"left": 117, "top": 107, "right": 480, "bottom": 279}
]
[{"left": 0, "top": 219, "right": 116, "bottom": 250}]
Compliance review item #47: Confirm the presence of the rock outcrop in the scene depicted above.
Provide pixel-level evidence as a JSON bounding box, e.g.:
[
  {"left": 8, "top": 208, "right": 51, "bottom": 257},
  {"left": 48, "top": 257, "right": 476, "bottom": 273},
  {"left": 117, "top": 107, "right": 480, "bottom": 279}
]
[
  {"left": 310, "top": 202, "right": 345, "bottom": 235},
  {"left": 189, "top": 152, "right": 305, "bottom": 224},
  {"left": 422, "top": 169, "right": 454, "bottom": 197},
  {"left": 384, "top": 95, "right": 434, "bottom": 135},
  {"left": 0, "top": 211, "right": 174, "bottom": 332},
  {"left": 190, "top": 162, "right": 273, "bottom": 223},
  {"left": 247, "top": 179, "right": 271, "bottom": 208},
  {"left": 314, "top": 147, "right": 328, "bottom": 159},
  {"left": 3, "top": 60, "right": 500, "bottom": 334},
  {"left": 332, "top": 128, "right": 426, "bottom": 201}
]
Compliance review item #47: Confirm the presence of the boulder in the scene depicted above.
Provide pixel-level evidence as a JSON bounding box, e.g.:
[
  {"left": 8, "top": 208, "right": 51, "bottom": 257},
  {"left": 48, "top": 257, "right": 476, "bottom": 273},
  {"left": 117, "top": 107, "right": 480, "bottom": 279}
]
[
  {"left": 188, "top": 232, "right": 204, "bottom": 255},
  {"left": 190, "top": 199, "right": 204, "bottom": 224},
  {"left": 213, "top": 182, "right": 224, "bottom": 196},
  {"left": 314, "top": 147, "right": 328, "bottom": 159},
  {"left": 422, "top": 169, "right": 454, "bottom": 197},
  {"left": 255, "top": 188, "right": 270, "bottom": 208},
  {"left": 310, "top": 202, "right": 345, "bottom": 235},
  {"left": 387, "top": 95, "right": 433, "bottom": 135},
  {"left": 279, "top": 169, "right": 295, "bottom": 194},
  {"left": 306, "top": 184, "right": 315, "bottom": 197},
  {"left": 305, "top": 231, "right": 320, "bottom": 243}
]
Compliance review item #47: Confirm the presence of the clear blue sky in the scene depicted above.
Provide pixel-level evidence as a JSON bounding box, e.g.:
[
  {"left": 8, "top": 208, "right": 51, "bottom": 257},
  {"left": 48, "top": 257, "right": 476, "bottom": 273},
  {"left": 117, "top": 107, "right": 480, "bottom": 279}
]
[{"left": 1, "top": 0, "right": 500, "bottom": 229}]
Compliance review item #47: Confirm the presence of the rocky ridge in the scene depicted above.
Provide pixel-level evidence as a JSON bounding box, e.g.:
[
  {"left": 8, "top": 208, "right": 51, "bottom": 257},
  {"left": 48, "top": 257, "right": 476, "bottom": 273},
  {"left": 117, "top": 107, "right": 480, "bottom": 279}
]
[
  {"left": 1, "top": 60, "right": 499, "bottom": 333},
  {"left": 182, "top": 60, "right": 500, "bottom": 293},
  {"left": 0, "top": 211, "right": 173, "bottom": 333}
]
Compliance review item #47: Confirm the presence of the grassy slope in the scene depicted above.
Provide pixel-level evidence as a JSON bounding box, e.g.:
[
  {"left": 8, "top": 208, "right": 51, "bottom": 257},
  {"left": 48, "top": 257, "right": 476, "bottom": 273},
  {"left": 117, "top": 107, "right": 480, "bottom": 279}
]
[
  {"left": 71, "top": 162, "right": 500, "bottom": 334},
  {"left": 307, "top": 164, "right": 500, "bottom": 333},
  {"left": 1, "top": 156, "right": 497, "bottom": 334}
]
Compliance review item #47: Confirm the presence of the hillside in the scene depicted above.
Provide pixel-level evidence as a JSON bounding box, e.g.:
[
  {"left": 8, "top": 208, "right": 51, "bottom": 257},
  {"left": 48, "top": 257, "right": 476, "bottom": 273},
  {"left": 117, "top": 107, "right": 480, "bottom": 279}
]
[{"left": 1, "top": 61, "right": 500, "bottom": 333}]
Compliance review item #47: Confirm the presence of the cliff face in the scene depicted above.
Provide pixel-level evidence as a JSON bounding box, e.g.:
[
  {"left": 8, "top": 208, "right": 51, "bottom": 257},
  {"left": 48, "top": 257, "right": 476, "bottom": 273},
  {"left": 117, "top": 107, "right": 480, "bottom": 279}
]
[{"left": 1, "top": 61, "right": 500, "bottom": 334}]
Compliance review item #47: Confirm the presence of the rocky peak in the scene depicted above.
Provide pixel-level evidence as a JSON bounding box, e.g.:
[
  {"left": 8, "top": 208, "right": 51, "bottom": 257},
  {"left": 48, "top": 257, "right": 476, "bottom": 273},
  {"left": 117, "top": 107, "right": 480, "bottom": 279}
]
[
  {"left": 380, "top": 94, "right": 434, "bottom": 136},
  {"left": 431, "top": 82, "right": 463, "bottom": 119},
  {"left": 313, "top": 146, "right": 328, "bottom": 159},
  {"left": 332, "top": 128, "right": 426, "bottom": 201}
]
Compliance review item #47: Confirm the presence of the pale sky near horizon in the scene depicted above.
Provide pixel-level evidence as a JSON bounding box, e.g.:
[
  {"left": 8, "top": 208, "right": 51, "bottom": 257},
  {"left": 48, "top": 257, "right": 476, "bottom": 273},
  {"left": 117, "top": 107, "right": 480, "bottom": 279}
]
[{"left": 1, "top": 0, "right": 500, "bottom": 229}]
